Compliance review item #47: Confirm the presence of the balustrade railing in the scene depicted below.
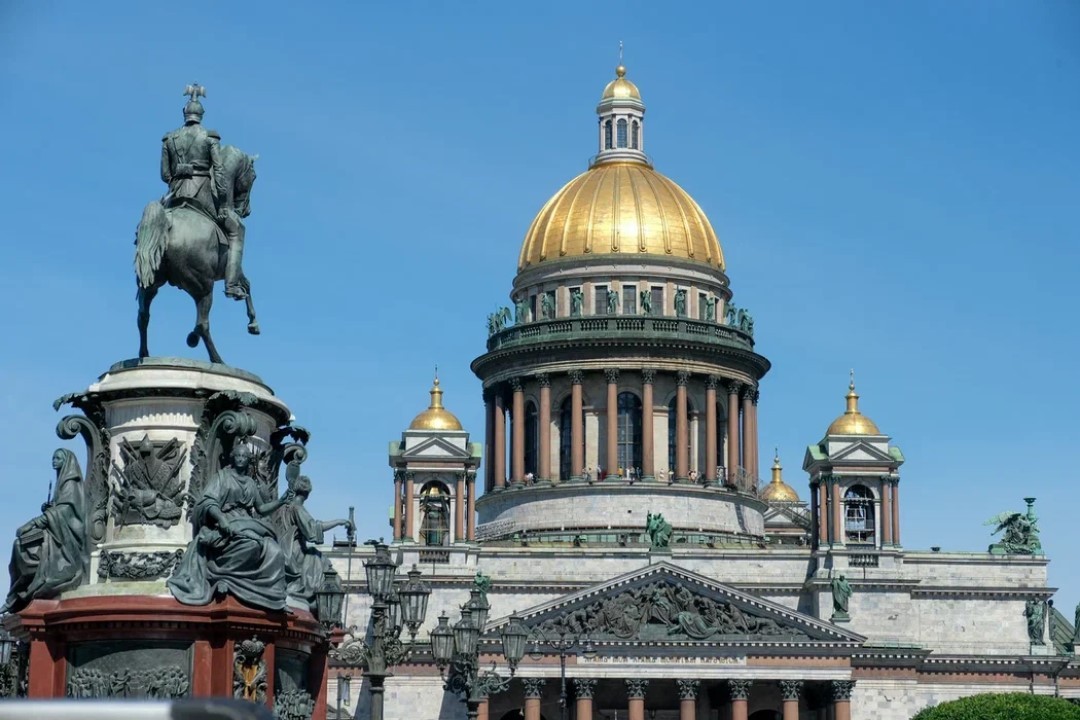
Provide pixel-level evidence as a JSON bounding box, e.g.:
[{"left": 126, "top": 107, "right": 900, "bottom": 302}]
[{"left": 485, "top": 316, "right": 754, "bottom": 353}]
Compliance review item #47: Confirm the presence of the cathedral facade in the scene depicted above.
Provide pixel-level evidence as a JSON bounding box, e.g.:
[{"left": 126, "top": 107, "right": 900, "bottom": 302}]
[{"left": 328, "top": 65, "right": 1073, "bottom": 720}]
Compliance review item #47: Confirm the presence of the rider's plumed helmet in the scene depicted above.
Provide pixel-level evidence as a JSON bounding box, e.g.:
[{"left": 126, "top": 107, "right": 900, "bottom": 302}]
[{"left": 183, "top": 99, "right": 205, "bottom": 124}]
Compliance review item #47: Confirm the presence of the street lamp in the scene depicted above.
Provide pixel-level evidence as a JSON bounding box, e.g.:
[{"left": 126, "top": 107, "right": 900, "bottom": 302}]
[
  {"left": 433, "top": 605, "right": 529, "bottom": 720},
  {"left": 527, "top": 629, "right": 596, "bottom": 720},
  {"left": 315, "top": 565, "right": 346, "bottom": 631},
  {"left": 329, "top": 543, "right": 432, "bottom": 720}
]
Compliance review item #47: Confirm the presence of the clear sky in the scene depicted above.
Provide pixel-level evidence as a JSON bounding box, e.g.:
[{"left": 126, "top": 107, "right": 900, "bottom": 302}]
[{"left": 2, "top": 2, "right": 1079, "bottom": 604}]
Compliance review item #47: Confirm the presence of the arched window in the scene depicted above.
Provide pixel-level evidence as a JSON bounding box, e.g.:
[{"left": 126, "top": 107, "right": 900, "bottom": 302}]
[
  {"left": 616, "top": 392, "right": 642, "bottom": 476},
  {"left": 616, "top": 118, "right": 628, "bottom": 148},
  {"left": 604, "top": 120, "right": 613, "bottom": 150},
  {"left": 418, "top": 482, "right": 450, "bottom": 546},
  {"left": 524, "top": 401, "right": 538, "bottom": 477},
  {"left": 844, "top": 485, "right": 875, "bottom": 545},
  {"left": 559, "top": 397, "right": 584, "bottom": 480},
  {"left": 631, "top": 120, "right": 640, "bottom": 149}
]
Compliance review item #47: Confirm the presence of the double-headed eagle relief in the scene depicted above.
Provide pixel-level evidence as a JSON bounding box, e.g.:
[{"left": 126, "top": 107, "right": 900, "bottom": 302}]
[
  {"left": 115, "top": 435, "right": 186, "bottom": 529},
  {"left": 135, "top": 83, "right": 260, "bottom": 364}
]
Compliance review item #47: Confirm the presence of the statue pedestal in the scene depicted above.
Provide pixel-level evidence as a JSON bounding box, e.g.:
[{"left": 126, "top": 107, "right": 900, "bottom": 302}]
[
  {"left": 11, "top": 358, "right": 331, "bottom": 716},
  {"left": 6, "top": 595, "right": 328, "bottom": 717}
]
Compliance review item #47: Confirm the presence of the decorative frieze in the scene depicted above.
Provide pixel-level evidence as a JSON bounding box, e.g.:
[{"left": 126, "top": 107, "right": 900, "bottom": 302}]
[{"left": 97, "top": 549, "right": 184, "bottom": 581}]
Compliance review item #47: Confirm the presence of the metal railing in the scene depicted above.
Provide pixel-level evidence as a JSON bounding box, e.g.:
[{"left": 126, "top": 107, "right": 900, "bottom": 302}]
[{"left": 485, "top": 316, "right": 754, "bottom": 353}]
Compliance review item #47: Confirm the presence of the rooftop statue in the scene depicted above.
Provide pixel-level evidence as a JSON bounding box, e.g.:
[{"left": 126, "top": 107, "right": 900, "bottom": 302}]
[
  {"left": 986, "top": 498, "right": 1042, "bottom": 555},
  {"left": 645, "top": 512, "right": 672, "bottom": 550},
  {"left": 135, "top": 83, "right": 260, "bottom": 364},
  {"left": 830, "top": 573, "right": 852, "bottom": 621}
]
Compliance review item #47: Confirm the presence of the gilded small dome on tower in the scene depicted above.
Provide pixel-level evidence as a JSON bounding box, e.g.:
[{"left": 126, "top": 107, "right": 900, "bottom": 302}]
[
  {"left": 601, "top": 64, "right": 641, "bottom": 101},
  {"left": 826, "top": 375, "right": 881, "bottom": 436},
  {"left": 760, "top": 450, "right": 800, "bottom": 503},
  {"left": 408, "top": 376, "right": 463, "bottom": 431}
]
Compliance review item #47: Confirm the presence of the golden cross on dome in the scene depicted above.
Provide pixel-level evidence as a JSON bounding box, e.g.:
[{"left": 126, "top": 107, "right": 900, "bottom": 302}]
[
  {"left": 618, "top": 40, "right": 624, "bottom": 65},
  {"left": 183, "top": 82, "right": 206, "bottom": 102},
  {"left": 849, "top": 368, "right": 855, "bottom": 389}
]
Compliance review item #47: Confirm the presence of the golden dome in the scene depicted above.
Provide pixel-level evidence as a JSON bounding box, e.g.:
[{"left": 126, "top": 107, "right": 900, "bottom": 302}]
[
  {"left": 826, "top": 377, "right": 881, "bottom": 436},
  {"left": 518, "top": 162, "right": 725, "bottom": 271},
  {"left": 408, "top": 377, "right": 463, "bottom": 431},
  {"left": 601, "top": 65, "right": 641, "bottom": 101},
  {"left": 760, "top": 450, "right": 800, "bottom": 503}
]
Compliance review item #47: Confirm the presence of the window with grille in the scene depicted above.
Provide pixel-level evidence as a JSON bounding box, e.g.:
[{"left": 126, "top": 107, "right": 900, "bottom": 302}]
[
  {"left": 595, "top": 285, "right": 608, "bottom": 315},
  {"left": 622, "top": 285, "right": 637, "bottom": 315},
  {"left": 617, "top": 118, "right": 628, "bottom": 148},
  {"left": 604, "top": 120, "right": 613, "bottom": 150},
  {"left": 653, "top": 286, "right": 665, "bottom": 315}
]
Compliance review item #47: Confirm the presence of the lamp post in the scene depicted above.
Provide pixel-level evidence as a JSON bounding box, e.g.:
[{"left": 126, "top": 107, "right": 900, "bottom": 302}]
[
  {"left": 527, "top": 629, "right": 596, "bottom": 720},
  {"left": 0, "top": 625, "right": 15, "bottom": 698},
  {"left": 432, "top": 589, "right": 528, "bottom": 720},
  {"left": 329, "top": 543, "right": 431, "bottom": 720}
]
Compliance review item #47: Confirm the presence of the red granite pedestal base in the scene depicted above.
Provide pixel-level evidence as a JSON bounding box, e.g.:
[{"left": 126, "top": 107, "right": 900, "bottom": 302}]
[{"left": 5, "top": 594, "right": 330, "bottom": 719}]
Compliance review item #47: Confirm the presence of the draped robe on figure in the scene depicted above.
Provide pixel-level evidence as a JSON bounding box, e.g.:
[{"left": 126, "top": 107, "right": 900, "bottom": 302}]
[{"left": 168, "top": 467, "right": 287, "bottom": 611}]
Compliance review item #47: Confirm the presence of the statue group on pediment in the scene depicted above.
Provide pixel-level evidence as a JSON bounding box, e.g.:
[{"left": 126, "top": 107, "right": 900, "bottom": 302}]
[
  {"left": 986, "top": 498, "right": 1042, "bottom": 555},
  {"left": 537, "top": 580, "right": 794, "bottom": 642}
]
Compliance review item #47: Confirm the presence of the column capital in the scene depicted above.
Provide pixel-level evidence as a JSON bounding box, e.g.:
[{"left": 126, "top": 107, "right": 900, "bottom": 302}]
[
  {"left": 573, "top": 677, "right": 597, "bottom": 699},
  {"left": 740, "top": 384, "right": 755, "bottom": 400},
  {"left": 725, "top": 380, "right": 742, "bottom": 395},
  {"left": 483, "top": 387, "right": 495, "bottom": 402},
  {"left": 676, "top": 370, "right": 690, "bottom": 387},
  {"left": 779, "top": 679, "right": 804, "bottom": 701},
  {"left": 831, "top": 679, "right": 856, "bottom": 701},
  {"left": 509, "top": 377, "right": 524, "bottom": 392},
  {"left": 536, "top": 373, "right": 551, "bottom": 388},
  {"left": 751, "top": 388, "right": 760, "bottom": 405},
  {"left": 642, "top": 368, "right": 656, "bottom": 384},
  {"left": 569, "top": 369, "right": 584, "bottom": 385},
  {"left": 727, "top": 679, "right": 752, "bottom": 700},
  {"left": 706, "top": 375, "right": 719, "bottom": 390},
  {"left": 605, "top": 368, "right": 620, "bottom": 384},
  {"left": 522, "top": 677, "right": 546, "bottom": 698},
  {"left": 677, "top": 678, "right": 700, "bottom": 700},
  {"left": 625, "top": 678, "right": 649, "bottom": 699}
]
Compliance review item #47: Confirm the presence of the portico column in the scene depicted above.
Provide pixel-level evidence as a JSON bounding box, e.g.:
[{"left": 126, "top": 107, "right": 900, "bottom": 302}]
[
  {"left": 523, "top": 678, "right": 545, "bottom": 720},
  {"left": 817, "top": 479, "right": 828, "bottom": 546},
  {"left": 466, "top": 473, "right": 476, "bottom": 541},
  {"left": 749, "top": 389, "right": 760, "bottom": 482},
  {"left": 626, "top": 678, "right": 648, "bottom": 720},
  {"left": 832, "top": 477, "right": 843, "bottom": 546},
  {"left": 537, "top": 374, "right": 552, "bottom": 482},
  {"left": 780, "top": 680, "right": 803, "bottom": 720},
  {"left": 728, "top": 679, "right": 751, "bottom": 720},
  {"left": 677, "top": 679, "right": 699, "bottom": 720},
  {"left": 494, "top": 391, "right": 506, "bottom": 490},
  {"left": 455, "top": 472, "right": 465, "bottom": 542},
  {"left": 675, "top": 371, "right": 690, "bottom": 481},
  {"left": 832, "top": 680, "right": 855, "bottom": 720},
  {"left": 891, "top": 478, "right": 901, "bottom": 545},
  {"left": 574, "top": 678, "right": 597, "bottom": 720},
  {"left": 392, "top": 471, "right": 402, "bottom": 541},
  {"left": 605, "top": 369, "right": 620, "bottom": 476},
  {"left": 880, "top": 475, "right": 893, "bottom": 546},
  {"left": 642, "top": 370, "right": 656, "bottom": 480},
  {"left": 570, "top": 370, "right": 584, "bottom": 479},
  {"left": 484, "top": 391, "right": 494, "bottom": 492},
  {"left": 726, "top": 381, "right": 741, "bottom": 483},
  {"left": 511, "top": 377, "right": 525, "bottom": 484},
  {"left": 705, "top": 377, "right": 718, "bottom": 483},
  {"left": 740, "top": 386, "right": 754, "bottom": 485},
  {"left": 403, "top": 472, "right": 415, "bottom": 541},
  {"left": 477, "top": 696, "right": 489, "bottom": 720}
]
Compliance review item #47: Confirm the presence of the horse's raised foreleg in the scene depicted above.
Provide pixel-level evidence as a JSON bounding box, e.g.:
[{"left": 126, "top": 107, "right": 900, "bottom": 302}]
[
  {"left": 137, "top": 285, "right": 159, "bottom": 358},
  {"left": 244, "top": 289, "right": 260, "bottom": 336},
  {"left": 189, "top": 292, "right": 224, "bottom": 364}
]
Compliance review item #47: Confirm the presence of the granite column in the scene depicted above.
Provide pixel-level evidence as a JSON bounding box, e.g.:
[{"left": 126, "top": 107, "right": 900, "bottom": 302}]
[
  {"left": 511, "top": 378, "right": 525, "bottom": 485},
  {"left": 642, "top": 370, "right": 655, "bottom": 480},
  {"left": 570, "top": 370, "right": 584, "bottom": 479},
  {"left": 538, "top": 374, "right": 551, "bottom": 482},
  {"left": 675, "top": 371, "right": 689, "bottom": 481}
]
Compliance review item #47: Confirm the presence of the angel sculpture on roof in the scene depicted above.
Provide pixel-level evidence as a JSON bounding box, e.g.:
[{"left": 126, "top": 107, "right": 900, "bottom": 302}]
[{"left": 986, "top": 497, "right": 1042, "bottom": 555}]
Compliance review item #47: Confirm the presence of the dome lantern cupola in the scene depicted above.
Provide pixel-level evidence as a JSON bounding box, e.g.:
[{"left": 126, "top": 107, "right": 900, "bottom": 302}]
[
  {"left": 760, "top": 449, "right": 800, "bottom": 503},
  {"left": 594, "top": 62, "right": 647, "bottom": 166},
  {"left": 825, "top": 372, "right": 881, "bottom": 437}
]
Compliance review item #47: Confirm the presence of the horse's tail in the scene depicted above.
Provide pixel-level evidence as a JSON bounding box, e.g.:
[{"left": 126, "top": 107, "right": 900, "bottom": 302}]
[{"left": 134, "top": 201, "right": 168, "bottom": 290}]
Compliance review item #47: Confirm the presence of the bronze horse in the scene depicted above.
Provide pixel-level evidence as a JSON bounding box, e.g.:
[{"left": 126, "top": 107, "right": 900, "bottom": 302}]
[{"left": 134, "top": 145, "right": 258, "bottom": 364}]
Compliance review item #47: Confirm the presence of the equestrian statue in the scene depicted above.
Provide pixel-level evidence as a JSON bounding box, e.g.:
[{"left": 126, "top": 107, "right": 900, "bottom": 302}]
[{"left": 135, "top": 83, "right": 260, "bottom": 364}]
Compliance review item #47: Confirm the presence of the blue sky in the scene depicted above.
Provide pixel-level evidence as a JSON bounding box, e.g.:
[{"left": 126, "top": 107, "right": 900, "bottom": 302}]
[{"left": 2, "top": 2, "right": 1079, "bottom": 602}]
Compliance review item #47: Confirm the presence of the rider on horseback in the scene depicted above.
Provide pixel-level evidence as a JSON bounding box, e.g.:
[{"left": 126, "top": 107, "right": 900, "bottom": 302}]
[{"left": 160, "top": 84, "right": 247, "bottom": 300}]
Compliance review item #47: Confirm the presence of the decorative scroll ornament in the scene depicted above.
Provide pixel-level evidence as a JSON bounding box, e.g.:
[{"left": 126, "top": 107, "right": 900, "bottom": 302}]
[
  {"left": 97, "top": 549, "right": 184, "bottom": 581},
  {"left": 535, "top": 579, "right": 804, "bottom": 642},
  {"left": 67, "top": 665, "right": 189, "bottom": 699},
  {"left": 233, "top": 637, "right": 267, "bottom": 702},
  {"left": 56, "top": 412, "right": 110, "bottom": 546},
  {"left": 115, "top": 435, "right": 186, "bottom": 529},
  {"left": 188, "top": 391, "right": 260, "bottom": 516}
]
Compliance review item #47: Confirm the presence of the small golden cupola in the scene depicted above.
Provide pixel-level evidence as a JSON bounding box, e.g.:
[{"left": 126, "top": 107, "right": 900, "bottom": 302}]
[
  {"left": 760, "top": 450, "right": 800, "bottom": 503},
  {"left": 408, "top": 376, "right": 463, "bottom": 431},
  {"left": 826, "top": 373, "right": 881, "bottom": 436}
]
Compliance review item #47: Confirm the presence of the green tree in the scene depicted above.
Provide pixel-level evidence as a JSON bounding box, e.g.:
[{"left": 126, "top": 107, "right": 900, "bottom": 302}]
[{"left": 912, "top": 693, "right": 1080, "bottom": 720}]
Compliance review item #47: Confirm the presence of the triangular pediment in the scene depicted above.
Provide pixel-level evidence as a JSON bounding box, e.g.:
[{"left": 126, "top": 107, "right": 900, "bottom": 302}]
[
  {"left": 488, "top": 562, "right": 864, "bottom": 646},
  {"left": 829, "top": 440, "right": 894, "bottom": 464},
  {"left": 400, "top": 435, "right": 471, "bottom": 460}
]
